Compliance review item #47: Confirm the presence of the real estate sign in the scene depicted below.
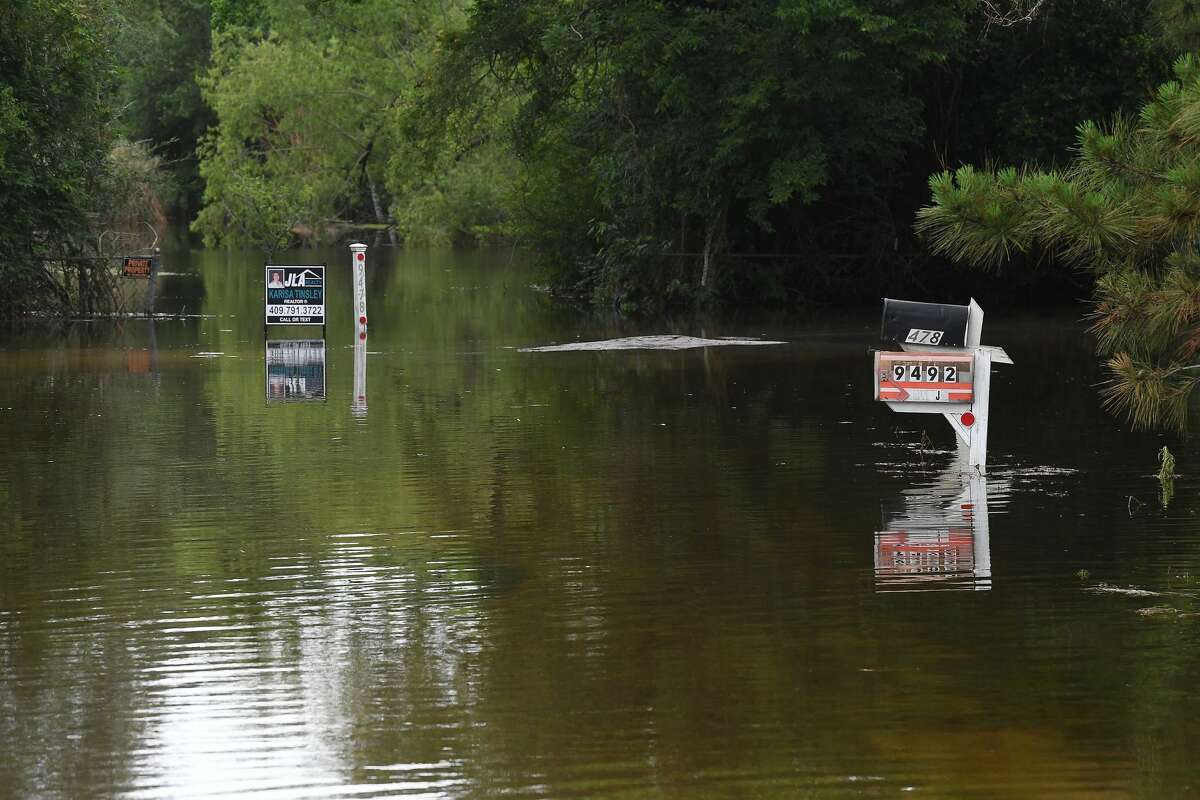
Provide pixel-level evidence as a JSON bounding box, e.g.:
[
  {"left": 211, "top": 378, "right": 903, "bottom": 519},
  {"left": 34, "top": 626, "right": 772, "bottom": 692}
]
[{"left": 265, "top": 265, "right": 325, "bottom": 325}]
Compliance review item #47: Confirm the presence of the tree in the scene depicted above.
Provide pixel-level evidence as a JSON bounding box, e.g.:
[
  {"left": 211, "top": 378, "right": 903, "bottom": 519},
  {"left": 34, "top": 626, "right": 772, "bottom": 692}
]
[
  {"left": 917, "top": 54, "right": 1200, "bottom": 431},
  {"left": 112, "top": 0, "right": 215, "bottom": 215},
  {"left": 944, "top": 0, "right": 1170, "bottom": 170},
  {"left": 193, "top": 0, "right": 469, "bottom": 249},
  {"left": 0, "top": 0, "right": 118, "bottom": 315},
  {"left": 427, "top": 0, "right": 979, "bottom": 309}
]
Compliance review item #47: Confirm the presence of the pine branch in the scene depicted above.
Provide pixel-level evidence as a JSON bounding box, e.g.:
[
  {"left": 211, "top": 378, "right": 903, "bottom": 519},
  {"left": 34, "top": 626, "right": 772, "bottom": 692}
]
[{"left": 1101, "top": 352, "right": 1197, "bottom": 432}]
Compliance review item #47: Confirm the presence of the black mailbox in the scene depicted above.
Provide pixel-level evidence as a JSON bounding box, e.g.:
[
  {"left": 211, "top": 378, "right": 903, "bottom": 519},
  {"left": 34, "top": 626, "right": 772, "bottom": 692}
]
[{"left": 881, "top": 298, "right": 969, "bottom": 348}]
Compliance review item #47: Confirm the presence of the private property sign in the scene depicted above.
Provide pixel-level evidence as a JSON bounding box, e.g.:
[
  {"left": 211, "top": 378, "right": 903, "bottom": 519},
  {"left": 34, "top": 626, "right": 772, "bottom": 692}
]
[
  {"left": 265, "top": 265, "right": 325, "bottom": 325},
  {"left": 122, "top": 256, "right": 154, "bottom": 278}
]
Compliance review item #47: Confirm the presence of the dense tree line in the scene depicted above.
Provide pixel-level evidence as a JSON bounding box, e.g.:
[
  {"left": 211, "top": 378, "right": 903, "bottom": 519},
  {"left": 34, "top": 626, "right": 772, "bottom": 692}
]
[
  {"left": 191, "top": 0, "right": 1179, "bottom": 312},
  {"left": 416, "top": 0, "right": 1173, "bottom": 311},
  {"left": 0, "top": 0, "right": 1190, "bottom": 319},
  {"left": 1, "top": 0, "right": 116, "bottom": 315},
  {"left": 0, "top": 0, "right": 196, "bottom": 315}
]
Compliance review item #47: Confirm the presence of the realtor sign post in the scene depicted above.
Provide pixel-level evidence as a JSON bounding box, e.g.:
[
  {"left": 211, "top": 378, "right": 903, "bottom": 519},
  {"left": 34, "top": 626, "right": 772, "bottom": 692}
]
[
  {"left": 873, "top": 298, "right": 1012, "bottom": 472},
  {"left": 265, "top": 265, "right": 326, "bottom": 331}
]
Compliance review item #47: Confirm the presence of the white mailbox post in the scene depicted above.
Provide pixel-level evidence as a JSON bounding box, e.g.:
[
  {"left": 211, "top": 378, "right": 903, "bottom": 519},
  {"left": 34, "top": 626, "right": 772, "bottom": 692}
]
[{"left": 873, "top": 298, "right": 1012, "bottom": 473}]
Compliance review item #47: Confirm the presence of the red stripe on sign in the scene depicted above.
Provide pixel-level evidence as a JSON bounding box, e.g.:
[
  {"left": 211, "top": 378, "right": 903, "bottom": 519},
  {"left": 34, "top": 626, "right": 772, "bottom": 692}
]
[
  {"left": 892, "top": 382, "right": 973, "bottom": 390},
  {"left": 949, "top": 392, "right": 973, "bottom": 401},
  {"left": 878, "top": 353, "right": 974, "bottom": 363}
]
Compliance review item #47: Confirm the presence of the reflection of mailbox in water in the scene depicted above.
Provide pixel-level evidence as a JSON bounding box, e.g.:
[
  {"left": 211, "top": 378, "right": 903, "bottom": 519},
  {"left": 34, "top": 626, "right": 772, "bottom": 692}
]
[
  {"left": 874, "top": 351, "right": 974, "bottom": 404},
  {"left": 875, "top": 529, "right": 976, "bottom": 580},
  {"left": 880, "top": 298, "right": 970, "bottom": 348},
  {"left": 874, "top": 471, "right": 996, "bottom": 592}
]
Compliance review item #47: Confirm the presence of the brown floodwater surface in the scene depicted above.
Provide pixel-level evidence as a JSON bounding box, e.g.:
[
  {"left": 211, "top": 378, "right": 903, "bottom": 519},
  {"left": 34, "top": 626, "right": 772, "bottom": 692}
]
[{"left": 1, "top": 246, "right": 1199, "bottom": 799}]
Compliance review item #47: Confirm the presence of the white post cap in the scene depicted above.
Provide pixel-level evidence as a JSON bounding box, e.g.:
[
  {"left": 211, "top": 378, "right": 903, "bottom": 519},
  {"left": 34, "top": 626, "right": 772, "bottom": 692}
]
[{"left": 349, "top": 242, "right": 367, "bottom": 252}]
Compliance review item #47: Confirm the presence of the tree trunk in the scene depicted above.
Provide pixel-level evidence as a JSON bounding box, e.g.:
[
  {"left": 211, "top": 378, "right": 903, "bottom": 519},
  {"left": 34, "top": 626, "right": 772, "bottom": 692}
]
[
  {"left": 700, "top": 208, "right": 725, "bottom": 292},
  {"left": 366, "top": 168, "right": 396, "bottom": 246},
  {"left": 77, "top": 264, "right": 91, "bottom": 316}
]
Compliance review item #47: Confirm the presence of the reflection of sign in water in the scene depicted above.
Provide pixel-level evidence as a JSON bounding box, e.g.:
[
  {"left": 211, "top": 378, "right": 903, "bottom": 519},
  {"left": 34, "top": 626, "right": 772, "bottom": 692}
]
[
  {"left": 875, "top": 472, "right": 999, "bottom": 592},
  {"left": 265, "top": 265, "right": 325, "bottom": 325},
  {"left": 125, "top": 349, "right": 152, "bottom": 374},
  {"left": 266, "top": 340, "right": 326, "bottom": 402},
  {"left": 876, "top": 529, "right": 978, "bottom": 583},
  {"left": 352, "top": 337, "right": 367, "bottom": 417}
]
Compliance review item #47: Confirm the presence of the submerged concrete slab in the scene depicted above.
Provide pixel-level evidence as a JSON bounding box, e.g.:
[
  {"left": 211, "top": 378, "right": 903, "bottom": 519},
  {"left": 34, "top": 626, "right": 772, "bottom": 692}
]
[{"left": 519, "top": 334, "right": 786, "bottom": 352}]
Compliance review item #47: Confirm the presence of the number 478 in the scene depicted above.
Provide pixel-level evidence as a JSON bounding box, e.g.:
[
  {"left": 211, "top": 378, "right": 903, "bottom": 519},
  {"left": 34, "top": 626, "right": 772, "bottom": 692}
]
[{"left": 905, "top": 328, "right": 944, "bottom": 345}]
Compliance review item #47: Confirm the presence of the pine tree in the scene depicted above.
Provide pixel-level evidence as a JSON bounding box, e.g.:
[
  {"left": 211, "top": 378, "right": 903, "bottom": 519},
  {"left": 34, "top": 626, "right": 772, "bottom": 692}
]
[{"left": 917, "top": 54, "right": 1200, "bottom": 431}]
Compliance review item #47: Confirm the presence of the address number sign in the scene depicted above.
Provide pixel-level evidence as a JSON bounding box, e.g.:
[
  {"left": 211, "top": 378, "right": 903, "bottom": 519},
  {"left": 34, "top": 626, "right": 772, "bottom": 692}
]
[
  {"left": 875, "top": 351, "right": 974, "bottom": 404},
  {"left": 904, "top": 328, "right": 944, "bottom": 345}
]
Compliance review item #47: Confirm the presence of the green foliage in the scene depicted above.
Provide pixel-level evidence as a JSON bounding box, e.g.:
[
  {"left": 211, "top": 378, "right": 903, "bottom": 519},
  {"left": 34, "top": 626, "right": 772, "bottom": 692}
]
[
  {"left": 111, "top": 0, "right": 215, "bottom": 213},
  {"left": 424, "top": 0, "right": 974, "bottom": 310},
  {"left": 385, "top": 40, "right": 521, "bottom": 246},
  {"left": 951, "top": 1, "right": 1171, "bottom": 169},
  {"left": 209, "top": 0, "right": 264, "bottom": 31},
  {"left": 1152, "top": 0, "right": 1200, "bottom": 51},
  {"left": 1159, "top": 444, "right": 1177, "bottom": 506},
  {"left": 4, "top": 0, "right": 1190, "bottom": 316},
  {"left": 0, "top": 0, "right": 118, "bottom": 315},
  {"left": 1159, "top": 445, "right": 1178, "bottom": 478},
  {"left": 918, "top": 55, "right": 1200, "bottom": 431},
  {"left": 193, "top": 0, "right": 500, "bottom": 250},
  {"left": 102, "top": 138, "right": 170, "bottom": 229},
  {"left": 390, "top": 140, "right": 517, "bottom": 245}
]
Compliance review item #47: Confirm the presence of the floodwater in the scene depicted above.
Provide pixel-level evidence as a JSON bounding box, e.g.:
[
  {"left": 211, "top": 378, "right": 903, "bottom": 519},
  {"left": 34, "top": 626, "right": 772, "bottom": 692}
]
[{"left": 1, "top": 246, "right": 1198, "bottom": 799}]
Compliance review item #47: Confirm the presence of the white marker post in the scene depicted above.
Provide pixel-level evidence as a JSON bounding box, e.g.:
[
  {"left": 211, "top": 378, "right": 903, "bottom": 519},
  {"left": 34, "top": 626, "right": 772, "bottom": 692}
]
[
  {"left": 350, "top": 243, "right": 368, "bottom": 340},
  {"left": 349, "top": 243, "right": 368, "bottom": 416},
  {"left": 873, "top": 298, "right": 1012, "bottom": 473}
]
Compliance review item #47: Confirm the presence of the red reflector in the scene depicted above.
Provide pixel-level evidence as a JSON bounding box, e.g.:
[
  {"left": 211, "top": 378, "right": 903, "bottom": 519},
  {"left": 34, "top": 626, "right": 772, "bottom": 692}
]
[
  {"left": 356, "top": 252, "right": 365, "bottom": 262},
  {"left": 359, "top": 315, "right": 367, "bottom": 325},
  {"left": 961, "top": 412, "right": 975, "bottom": 427},
  {"left": 359, "top": 331, "right": 367, "bottom": 341}
]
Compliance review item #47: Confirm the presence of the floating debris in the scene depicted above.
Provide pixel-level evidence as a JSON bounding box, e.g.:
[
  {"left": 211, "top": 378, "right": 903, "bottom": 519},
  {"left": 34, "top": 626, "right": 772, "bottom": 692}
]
[
  {"left": 1158, "top": 446, "right": 1177, "bottom": 508},
  {"left": 1135, "top": 606, "right": 1200, "bottom": 618},
  {"left": 1085, "top": 583, "right": 1164, "bottom": 597},
  {"left": 519, "top": 335, "right": 785, "bottom": 352}
]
